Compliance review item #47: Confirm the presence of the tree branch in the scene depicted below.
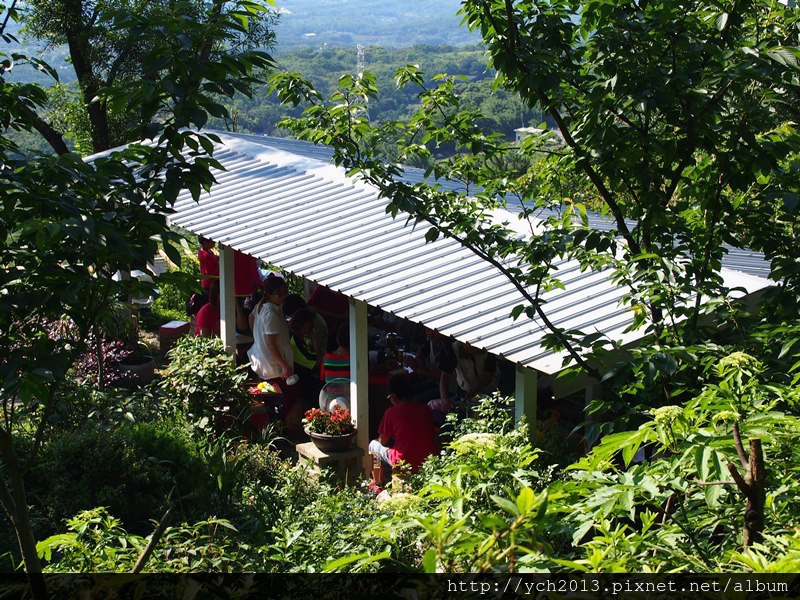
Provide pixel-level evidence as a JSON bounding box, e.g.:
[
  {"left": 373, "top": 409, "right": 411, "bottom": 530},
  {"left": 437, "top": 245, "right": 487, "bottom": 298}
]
[
  {"left": 132, "top": 506, "right": 175, "bottom": 574},
  {"left": 414, "top": 203, "right": 613, "bottom": 393},
  {"left": 732, "top": 422, "right": 749, "bottom": 470},
  {"left": 24, "top": 109, "right": 70, "bottom": 156},
  {"left": 23, "top": 384, "right": 58, "bottom": 472},
  {"left": 132, "top": 492, "right": 198, "bottom": 573},
  {"left": 480, "top": 2, "right": 640, "bottom": 257},
  {"left": 727, "top": 461, "right": 750, "bottom": 498},
  {"left": 0, "top": 0, "right": 19, "bottom": 36}
]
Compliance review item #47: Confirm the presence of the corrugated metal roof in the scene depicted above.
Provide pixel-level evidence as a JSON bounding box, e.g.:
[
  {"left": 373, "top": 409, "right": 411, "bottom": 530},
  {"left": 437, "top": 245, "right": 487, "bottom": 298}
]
[
  {"left": 169, "top": 132, "right": 773, "bottom": 374},
  {"left": 234, "top": 133, "right": 773, "bottom": 279}
]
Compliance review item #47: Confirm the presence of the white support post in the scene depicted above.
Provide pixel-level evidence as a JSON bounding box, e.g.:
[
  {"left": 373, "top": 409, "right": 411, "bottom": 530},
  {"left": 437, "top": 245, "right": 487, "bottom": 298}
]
[
  {"left": 349, "top": 298, "right": 370, "bottom": 472},
  {"left": 219, "top": 244, "right": 236, "bottom": 359},
  {"left": 515, "top": 364, "right": 538, "bottom": 429}
]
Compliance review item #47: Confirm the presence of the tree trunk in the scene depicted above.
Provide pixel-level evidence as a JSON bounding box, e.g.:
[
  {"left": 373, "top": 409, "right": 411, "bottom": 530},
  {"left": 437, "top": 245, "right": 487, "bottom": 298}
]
[
  {"left": 742, "top": 437, "right": 765, "bottom": 548},
  {"left": 0, "top": 428, "right": 44, "bottom": 576},
  {"left": 63, "top": 0, "right": 112, "bottom": 152}
]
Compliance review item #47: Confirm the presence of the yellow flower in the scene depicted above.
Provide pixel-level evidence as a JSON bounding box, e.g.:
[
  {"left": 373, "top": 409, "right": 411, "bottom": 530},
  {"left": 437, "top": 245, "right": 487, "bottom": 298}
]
[
  {"left": 651, "top": 405, "right": 682, "bottom": 424},
  {"left": 718, "top": 352, "right": 761, "bottom": 373}
]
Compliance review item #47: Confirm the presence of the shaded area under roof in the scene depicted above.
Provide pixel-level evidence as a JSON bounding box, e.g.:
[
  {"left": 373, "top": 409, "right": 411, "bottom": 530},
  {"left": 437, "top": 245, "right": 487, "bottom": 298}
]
[{"left": 169, "top": 132, "right": 773, "bottom": 374}]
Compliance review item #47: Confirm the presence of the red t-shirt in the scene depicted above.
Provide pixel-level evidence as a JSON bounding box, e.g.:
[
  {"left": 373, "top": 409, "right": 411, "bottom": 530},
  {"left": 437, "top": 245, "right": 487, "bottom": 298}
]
[
  {"left": 378, "top": 402, "right": 438, "bottom": 472},
  {"left": 197, "top": 248, "right": 219, "bottom": 290},
  {"left": 195, "top": 303, "right": 220, "bottom": 337},
  {"left": 234, "top": 251, "right": 261, "bottom": 296}
]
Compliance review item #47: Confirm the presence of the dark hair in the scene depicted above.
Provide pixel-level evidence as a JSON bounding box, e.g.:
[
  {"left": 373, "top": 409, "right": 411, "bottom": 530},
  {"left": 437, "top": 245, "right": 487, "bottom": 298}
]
[
  {"left": 387, "top": 373, "right": 412, "bottom": 401},
  {"left": 198, "top": 235, "right": 211, "bottom": 245},
  {"left": 336, "top": 322, "right": 349, "bottom": 348},
  {"left": 283, "top": 293, "right": 306, "bottom": 317},
  {"left": 262, "top": 273, "right": 286, "bottom": 296},
  {"left": 290, "top": 307, "right": 315, "bottom": 331},
  {"left": 208, "top": 279, "right": 220, "bottom": 308}
]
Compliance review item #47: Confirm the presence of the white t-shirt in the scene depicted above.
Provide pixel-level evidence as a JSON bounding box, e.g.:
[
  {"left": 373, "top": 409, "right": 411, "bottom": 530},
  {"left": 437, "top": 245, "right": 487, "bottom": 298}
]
[{"left": 248, "top": 301, "right": 293, "bottom": 380}]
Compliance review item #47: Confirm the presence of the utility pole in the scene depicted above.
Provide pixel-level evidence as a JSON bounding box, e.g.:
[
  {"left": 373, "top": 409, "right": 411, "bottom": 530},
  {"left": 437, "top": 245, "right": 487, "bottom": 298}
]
[{"left": 355, "top": 44, "right": 369, "bottom": 120}]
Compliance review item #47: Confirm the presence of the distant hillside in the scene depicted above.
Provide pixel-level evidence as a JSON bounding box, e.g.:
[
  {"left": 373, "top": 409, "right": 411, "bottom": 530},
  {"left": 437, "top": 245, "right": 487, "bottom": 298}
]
[
  {"left": 273, "top": 0, "right": 478, "bottom": 50},
  {"left": 4, "top": 0, "right": 477, "bottom": 84}
]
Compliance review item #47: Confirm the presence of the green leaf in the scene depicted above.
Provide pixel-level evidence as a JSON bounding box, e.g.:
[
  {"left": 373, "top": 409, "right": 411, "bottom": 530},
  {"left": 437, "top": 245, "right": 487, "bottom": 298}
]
[
  {"left": 323, "top": 551, "right": 390, "bottom": 572},
  {"left": 421, "top": 547, "right": 438, "bottom": 573},
  {"left": 767, "top": 49, "right": 799, "bottom": 69},
  {"left": 36, "top": 534, "right": 78, "bottom": 562},
  {"left": 515, "top": 487, "right": 536, "bottom": 514},
  {"left": 492, "top": 494, "right": 520, "bottom": 516}
]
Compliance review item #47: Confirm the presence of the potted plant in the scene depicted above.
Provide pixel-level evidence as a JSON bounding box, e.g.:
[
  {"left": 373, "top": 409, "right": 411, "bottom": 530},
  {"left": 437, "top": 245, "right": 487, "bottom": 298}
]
[
  {"left": 118, "top": 341, "right": 156, "bottom": 384},
  {"left": 302, "top": 407, "right": 356, "bottom": 452}
]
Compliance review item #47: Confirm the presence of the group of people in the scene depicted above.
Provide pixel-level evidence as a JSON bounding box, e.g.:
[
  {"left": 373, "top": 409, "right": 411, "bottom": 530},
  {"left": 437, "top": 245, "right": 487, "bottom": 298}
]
[
  {"left": 190, "top": 236, "right": 501, "bottom": 488},
  {"left": 192, "top": 237, "right": 253, "bottom": 338}
]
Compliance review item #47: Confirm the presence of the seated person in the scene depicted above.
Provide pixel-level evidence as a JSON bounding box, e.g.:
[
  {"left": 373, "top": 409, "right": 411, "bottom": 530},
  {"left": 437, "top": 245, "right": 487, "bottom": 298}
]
[
  {"left": 441, "top": 341, "right": 499, "bottom": 405},
  {"left": 195, "top": 279, "right": 220, "bottom": 338},
  {"left": 369, "top": 374, "right": 438, "bottom": 486},
  {"left": 321, "top": 323, "right": 350, "bottom": 383}
]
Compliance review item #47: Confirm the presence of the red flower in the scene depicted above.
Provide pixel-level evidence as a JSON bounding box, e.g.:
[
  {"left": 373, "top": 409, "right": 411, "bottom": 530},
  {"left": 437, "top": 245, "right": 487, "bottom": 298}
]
[{"left": 302, "top": 407, "right": 355, "bottom": 435}]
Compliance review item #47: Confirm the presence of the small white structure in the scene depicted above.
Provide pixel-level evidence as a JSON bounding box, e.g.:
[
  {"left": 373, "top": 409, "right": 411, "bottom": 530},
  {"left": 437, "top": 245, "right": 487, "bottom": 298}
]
[{"left": 514, "top": 126, "right": 564, "bottom": 147}]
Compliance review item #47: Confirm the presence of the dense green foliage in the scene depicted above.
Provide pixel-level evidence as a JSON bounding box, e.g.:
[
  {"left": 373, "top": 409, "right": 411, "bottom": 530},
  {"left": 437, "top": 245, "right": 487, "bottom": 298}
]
[
  {"left": 20, "top": 0, "right": 278, "bottom": 153},
  {"left": 0, "top": 0, "right": 277, "bottom": 578},
  {"left": 27, "top": 420, "right": 210, "bottom": 535},
  {"left": 209, "top": 44, "right": 548, "bottom": 150},
  {"left": 160, "top": 336, "right": 250, "bottom": 427},
  {"left": 3, "top": 0, "right": 800, "bottom": 582},
  {"left": 29, "top": 387, "right": 800, "bottom": 574}
]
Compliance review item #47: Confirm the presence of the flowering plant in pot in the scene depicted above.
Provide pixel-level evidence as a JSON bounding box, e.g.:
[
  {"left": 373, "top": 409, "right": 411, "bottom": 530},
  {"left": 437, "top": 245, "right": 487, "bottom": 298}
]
[
  {"left": 303, "top": 407, "right": 356, "bottom": 436},
  {"left": 302, "top": 408, "right": 356, "bottom": 451}
]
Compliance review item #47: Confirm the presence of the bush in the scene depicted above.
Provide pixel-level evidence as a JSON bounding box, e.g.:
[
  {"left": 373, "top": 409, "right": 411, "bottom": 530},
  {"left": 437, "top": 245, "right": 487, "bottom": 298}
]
[
  {"left": 259, "top": 481, "right": 382, "bottom": 572},
  {"left": 159, "top": 336, "right": 250, "bottom": 429},
  {"left": 70, "top": 338, "right": 132, "bottom": 388},
  {"left": 27, "top": 420, "right": 211, "bottom": 536},
  {"left": 150, "top": 275, "right": 191, "bottom": 325},
  {"left": 32, "top": 382, "right": 186, "bottom": 439},
  {"left": 38, "top": 507, "right": 252, "bottom": 572}
]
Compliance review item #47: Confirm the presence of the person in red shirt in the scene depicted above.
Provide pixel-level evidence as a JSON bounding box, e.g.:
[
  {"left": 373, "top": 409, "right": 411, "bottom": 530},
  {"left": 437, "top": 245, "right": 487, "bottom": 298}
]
[
  {"left": 369, "top": 373, "right": 438, "bottom": 485},
  {"left": 234, "top": 250, "right": 261, "bottom": 298},
  {"left": 195, "top": 279, "right": 220, "bottom": 337},
  {"left": 197, "top": 236, "right": 219, "bottom": 292}
]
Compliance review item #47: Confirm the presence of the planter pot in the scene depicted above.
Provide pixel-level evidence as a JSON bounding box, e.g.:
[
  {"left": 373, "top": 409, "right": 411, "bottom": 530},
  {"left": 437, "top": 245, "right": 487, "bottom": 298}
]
[
  {"left": 304, "top": 429, "right": 356, "bottom": 453},
  {"left": 119, "top": 357, "right": 155, "bottom": 384}
]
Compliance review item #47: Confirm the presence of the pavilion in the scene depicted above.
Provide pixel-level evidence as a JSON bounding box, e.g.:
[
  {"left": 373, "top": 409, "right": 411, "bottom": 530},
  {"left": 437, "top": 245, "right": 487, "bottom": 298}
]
[{"left": 166, "top": 131, "right": 774, "bottom": 465}]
